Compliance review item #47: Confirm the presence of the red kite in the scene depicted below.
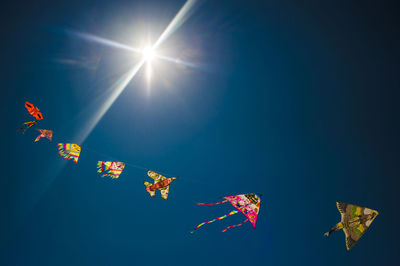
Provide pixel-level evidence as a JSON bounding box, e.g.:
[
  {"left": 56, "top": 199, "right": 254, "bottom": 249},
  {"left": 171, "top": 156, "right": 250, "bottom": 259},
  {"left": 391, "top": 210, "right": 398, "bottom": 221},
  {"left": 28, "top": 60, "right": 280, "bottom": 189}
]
[{"left": 25, "top": 101, "right": 43, "bottom": 120}]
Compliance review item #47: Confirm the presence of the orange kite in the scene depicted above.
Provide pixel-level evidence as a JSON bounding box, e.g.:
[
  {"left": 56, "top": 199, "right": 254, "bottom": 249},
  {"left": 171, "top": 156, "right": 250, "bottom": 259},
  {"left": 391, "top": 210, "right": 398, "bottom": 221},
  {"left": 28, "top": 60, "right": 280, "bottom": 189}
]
[{"left": 25, "top": 101, "right": 43, "bottom": 120}]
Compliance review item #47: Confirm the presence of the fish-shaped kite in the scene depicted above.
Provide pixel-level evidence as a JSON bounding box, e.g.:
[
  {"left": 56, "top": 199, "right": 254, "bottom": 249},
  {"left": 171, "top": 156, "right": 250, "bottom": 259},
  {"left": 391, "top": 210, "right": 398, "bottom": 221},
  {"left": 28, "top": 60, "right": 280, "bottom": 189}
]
[
  {"left": 34, "top": 129, "right": 53, "bottom": 142},
  {"left": 144, "top": 170, "right": 177, "bottom": 200},
  {"left": 25, "top": 101, "right": 43, "bottom": 120},
  {"left": 191, "top": 193, "right": 262, "bottom": 233},
  {"left": 57, "top": 143, "right": 81, "bottom": 163},
  {"left": 325, "top": 202, "right": 379, "bottom": 250},
  {"left": 97, "top": 161, "right": 125, "bottom": 179}
]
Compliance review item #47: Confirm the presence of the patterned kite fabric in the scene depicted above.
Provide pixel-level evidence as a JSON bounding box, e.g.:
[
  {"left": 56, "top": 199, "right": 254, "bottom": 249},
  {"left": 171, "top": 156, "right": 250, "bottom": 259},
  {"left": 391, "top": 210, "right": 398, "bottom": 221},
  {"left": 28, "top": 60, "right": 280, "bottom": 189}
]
[
  {"left": 190, "top": 210, "right": 239, "bottom": 234},
  {"left": 223, "top": 193, "right": 261, "bottom": 228},
  {"left": 325, "top": 202, "right": 379, "bottom": 250},
  {"left": 57, "top": 143, "right": 81, "bottom": 163},
  {"left": 148, "top": 179, "right": 170, "bottom": 190},
  {"left": 34, "top": 129, "right": 53, "bottom": 142},
  {"left": 97, "top": 161, "right": 125, "bottom": 179}
]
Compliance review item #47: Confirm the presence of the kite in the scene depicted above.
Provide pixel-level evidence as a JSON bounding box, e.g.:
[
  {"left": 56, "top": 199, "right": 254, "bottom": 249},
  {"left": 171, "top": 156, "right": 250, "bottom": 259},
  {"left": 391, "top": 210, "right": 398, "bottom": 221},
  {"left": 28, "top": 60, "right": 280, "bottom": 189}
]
[
  {"left": 190, "top": 193, "right": 261, "bottom": 233},
  {"left": 97, "top": 161, "right": 125, "bottom": 179},
  {"left": 57, "top": 143, "right": 81, "bottom": 163},
  {"left": 25, "top": 101, "right": 43, "bottom": 120},
  {"left": 325, "top": 202, "right": 379, "bottom": 250},
  {"left": 17, "top": 121, "right": 38, "bottom": 134},
  {"left": 143, "top": 170, "right": 177, "bottom": 200},
  {"left": 34, "top": 129, "right": 53, "bottom": 142}
]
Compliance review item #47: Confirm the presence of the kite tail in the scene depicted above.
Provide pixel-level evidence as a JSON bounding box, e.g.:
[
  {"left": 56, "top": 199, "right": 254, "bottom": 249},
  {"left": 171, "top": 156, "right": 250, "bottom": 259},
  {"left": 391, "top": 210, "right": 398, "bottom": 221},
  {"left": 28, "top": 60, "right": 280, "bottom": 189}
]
[
  {"left": 324, "top": 228, "right": 336, "bottom": 237},
  {"left": 34, "top": 135, "right": 41, "bottom": 142},
  {"left": 190, "top": 210, "right": 238, "bottom": 234},
  {"left": 324, "top": 222, "right": 344, "bottom": 236},
  {"left": 196, "top": 200, "right": 228, "bottom": 206},
  {"left": 222, "top": 218, "right": 249, "bottom": 232}
]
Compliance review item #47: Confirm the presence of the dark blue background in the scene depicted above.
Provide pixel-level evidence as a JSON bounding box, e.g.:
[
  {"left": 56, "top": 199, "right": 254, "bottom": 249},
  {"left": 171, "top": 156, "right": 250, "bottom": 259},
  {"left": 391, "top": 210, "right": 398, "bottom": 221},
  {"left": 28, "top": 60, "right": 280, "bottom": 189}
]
[{"left": 1, "top": 0, "right": 399, "bottom": 265}]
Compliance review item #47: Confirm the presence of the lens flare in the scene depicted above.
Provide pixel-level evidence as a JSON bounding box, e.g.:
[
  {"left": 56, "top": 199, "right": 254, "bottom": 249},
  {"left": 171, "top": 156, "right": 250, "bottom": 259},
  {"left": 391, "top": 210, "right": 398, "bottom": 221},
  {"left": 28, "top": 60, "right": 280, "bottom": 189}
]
[
  {"left": 143, "top": 46, "right": 155, "bottom": 62},
  {"left": 75, "top": 0, "right": 199, "bottom": 144}
]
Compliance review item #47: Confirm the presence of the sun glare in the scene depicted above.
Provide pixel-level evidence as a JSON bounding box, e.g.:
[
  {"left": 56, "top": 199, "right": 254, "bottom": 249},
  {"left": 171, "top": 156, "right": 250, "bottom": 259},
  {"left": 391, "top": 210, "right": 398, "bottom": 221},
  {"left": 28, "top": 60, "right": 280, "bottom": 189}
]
[{"left": 143, "top": 46, "right": 155, "bottom": 62}]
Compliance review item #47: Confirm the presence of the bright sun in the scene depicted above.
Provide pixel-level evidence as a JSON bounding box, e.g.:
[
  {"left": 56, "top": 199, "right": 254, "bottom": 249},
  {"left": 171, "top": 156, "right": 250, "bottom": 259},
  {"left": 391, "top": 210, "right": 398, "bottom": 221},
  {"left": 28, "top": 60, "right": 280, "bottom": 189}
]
[{"left": 142, "top": 46, "right": 155, "bottom": 62}]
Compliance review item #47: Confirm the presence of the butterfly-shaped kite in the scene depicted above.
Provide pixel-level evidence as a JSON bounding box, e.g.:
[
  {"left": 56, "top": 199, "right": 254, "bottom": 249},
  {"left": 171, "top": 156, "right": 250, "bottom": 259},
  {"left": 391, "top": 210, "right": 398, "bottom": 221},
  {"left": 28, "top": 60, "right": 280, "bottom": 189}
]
[{"left": 25, "top": 101, "right": 43, "bottom": 120}]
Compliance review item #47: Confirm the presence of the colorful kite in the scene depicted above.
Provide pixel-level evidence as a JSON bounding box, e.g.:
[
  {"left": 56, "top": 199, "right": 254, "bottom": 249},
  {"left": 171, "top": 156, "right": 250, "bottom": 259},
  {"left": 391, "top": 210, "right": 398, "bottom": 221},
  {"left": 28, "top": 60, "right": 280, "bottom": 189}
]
[
  {"left": 325, "top": 202, "right": 379, "bottom": 250},
  {"left": 17, "top": 121, "right": 38, "bottom": 134},
  {"left": 57, "top": 143, "right": 81, "bottom": 163},
  {"left": 97, "top": 161, "right": 125, "bottom": 179},
  {"left": 34, "top": 129, "right": 53, "bottom": 142},
  {"left": 144, "top": 170, "right": 177, "bottom": 200},
  {"left": 190, "top": 193, "right": 262, "bottom": 233},
  {"left": 25, "top": 101, "right": 43, "bottom": 120}
]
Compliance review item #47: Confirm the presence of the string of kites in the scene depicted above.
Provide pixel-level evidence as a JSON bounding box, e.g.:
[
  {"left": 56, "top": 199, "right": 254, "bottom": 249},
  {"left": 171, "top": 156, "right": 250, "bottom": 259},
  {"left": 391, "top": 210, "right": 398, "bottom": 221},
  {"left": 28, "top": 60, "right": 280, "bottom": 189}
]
[{"left": 19, "top": 101, "right": 379, "bottom": 250}]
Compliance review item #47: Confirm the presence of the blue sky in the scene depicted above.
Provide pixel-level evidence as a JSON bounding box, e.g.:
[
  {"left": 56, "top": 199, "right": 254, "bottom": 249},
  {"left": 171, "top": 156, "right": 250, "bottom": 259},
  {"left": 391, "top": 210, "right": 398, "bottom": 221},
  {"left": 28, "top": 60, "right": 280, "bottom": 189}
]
[{"left": 1, "top": 0, "right": 399, "bottom": 265}]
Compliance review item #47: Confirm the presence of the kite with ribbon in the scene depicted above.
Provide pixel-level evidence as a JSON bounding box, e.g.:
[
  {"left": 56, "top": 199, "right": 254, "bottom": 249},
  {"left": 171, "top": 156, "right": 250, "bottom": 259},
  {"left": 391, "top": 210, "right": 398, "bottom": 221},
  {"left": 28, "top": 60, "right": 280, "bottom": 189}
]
[{"left": 191, "top": 193, "right": 261, "bottom": 233}]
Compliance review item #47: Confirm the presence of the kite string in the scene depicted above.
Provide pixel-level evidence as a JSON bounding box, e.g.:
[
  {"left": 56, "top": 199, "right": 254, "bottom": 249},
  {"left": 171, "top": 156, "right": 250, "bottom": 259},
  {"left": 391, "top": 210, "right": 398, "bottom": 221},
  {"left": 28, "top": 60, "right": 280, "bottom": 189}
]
[
  {"left": 83, "top": 146, "right": 173, "bottom": 176},
  {"left": 221, "top": 218, "right": 249, "bottom": 232},
  {"left": 43, "top": 133, "right": 174, "bottom": 176},
  {"left": 83, "top": 146, "right": 204, "bottom": 183},
  {"left": 195, "top": 200, "right": 228, "bottom": 206},
  {"left": 84, "top": 146, "right": 148, "bottom": 171},
  {"left": 190, "top": 210, "right": 239, "bottom": 234}
]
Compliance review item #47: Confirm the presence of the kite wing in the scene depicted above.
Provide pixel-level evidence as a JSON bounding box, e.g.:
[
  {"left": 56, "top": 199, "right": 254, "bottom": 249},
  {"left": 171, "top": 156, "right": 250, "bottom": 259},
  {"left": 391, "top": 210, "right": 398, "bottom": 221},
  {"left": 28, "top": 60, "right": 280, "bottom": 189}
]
[
  {"left": 147, "top": 170, "right": 166, "bottom": 183},
  {"left": 97, "top": 161, "right": 125, "bottom": 179},
  {"left": 160, "top": 186, "right": 170, "bottom": 200},
  {"left": 144, "top": 181, "right": 156, "bottom": 198},
  {"left": 34, "top": 129, "right": 53, "bottom": 142},
  {"left": 57, "top": 143, "right": 81, "bottom": 163},
  {"left": 18, "top": 121, "right": 38, "bottom": 134},
  {"left": 336, "top": 202, "right": 379, "bottom": 250},
  {"left": 25, "top": 101, "right": 43, "bottom": 120},
  {"left": 223, "top": 193, "right": 261, "bottom": 228}
]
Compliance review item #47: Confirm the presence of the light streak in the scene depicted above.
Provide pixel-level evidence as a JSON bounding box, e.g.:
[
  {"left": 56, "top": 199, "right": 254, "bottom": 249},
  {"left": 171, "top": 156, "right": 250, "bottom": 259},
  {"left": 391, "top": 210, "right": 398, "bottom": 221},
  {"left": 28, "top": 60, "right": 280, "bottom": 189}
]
[
  {"left": 75, "top": 59, "right": 145, "bottom": 144},
  {"left": 153, "top": 0, "right": 198, "bottom": 49},
  {"left": 23, "top": 0, "right": 200, "bottom": 218},
  {"left": 65, "top": 29, "right": 141, "bottom": 53},
  {"left": 76, "top": 0, "right": 199, "bottom": 144}
]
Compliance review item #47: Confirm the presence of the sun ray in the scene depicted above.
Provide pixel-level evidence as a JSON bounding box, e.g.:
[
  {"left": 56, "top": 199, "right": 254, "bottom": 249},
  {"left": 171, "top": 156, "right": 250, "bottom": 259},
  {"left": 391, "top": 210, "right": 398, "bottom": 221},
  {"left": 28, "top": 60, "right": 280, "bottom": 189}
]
[
  {"left": 75, "top": 59, "right": 145, "bottom": 144},
  {"left": 65, "top": 29, "right": 141, "bottom": 53},
  {"left": 23, "top": 0, "right": 201, "bottom": 221},
  {"left": 74, "top": 0, "right": 199, "bottom": 144},
  {"left": 153, "top": 0, "right": 199, "bottom": 49}
]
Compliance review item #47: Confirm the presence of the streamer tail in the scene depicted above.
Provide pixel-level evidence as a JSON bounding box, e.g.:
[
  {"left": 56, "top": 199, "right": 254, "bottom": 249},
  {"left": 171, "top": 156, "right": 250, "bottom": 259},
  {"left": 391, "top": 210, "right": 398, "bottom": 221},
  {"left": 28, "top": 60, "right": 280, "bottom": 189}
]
[
  {"left": 196, "top": 200, "right": 228, "bottom": 206},
  {"left": 190, "top": 210, "right": 238, "bottom": 234},
  {"left": 222, "top": 218, "right": 249, "bottom": 232}
]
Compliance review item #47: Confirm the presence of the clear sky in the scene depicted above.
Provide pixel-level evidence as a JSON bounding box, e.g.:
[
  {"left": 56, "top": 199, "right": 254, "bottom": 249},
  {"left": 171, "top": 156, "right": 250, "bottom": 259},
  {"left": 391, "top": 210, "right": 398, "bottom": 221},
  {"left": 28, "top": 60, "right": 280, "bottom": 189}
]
[{"left": 1, "top": 0, "right": 399, "bottom": 265}]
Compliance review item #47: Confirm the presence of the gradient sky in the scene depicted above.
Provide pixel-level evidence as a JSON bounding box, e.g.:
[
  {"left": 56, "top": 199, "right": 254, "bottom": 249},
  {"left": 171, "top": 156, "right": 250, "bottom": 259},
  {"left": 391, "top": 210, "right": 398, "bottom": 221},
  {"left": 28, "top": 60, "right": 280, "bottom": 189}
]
[{"left": 1, "top": 1, "right": 399, "bottom": 265}]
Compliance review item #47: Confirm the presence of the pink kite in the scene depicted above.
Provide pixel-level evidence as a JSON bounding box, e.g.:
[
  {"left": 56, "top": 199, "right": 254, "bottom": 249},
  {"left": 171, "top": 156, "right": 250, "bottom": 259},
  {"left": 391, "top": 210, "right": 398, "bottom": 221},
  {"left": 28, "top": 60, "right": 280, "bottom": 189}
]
[
  {"left": 34, "top": 129, "right": 53, "bottom": 142},
  {"left": 190, "top": 193, "right": 261, "bottom": 233}
]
